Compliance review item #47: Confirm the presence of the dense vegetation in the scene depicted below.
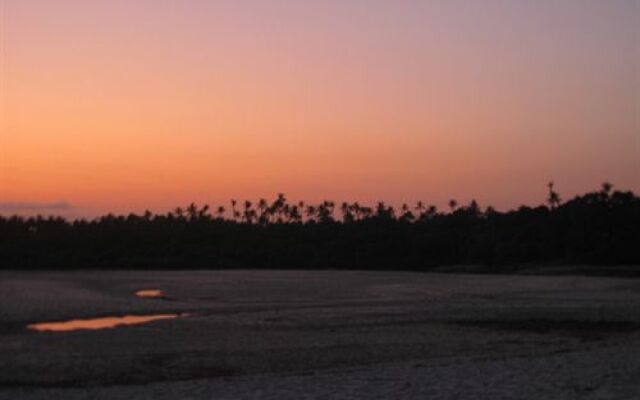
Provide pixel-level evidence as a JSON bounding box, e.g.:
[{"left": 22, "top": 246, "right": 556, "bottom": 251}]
[{"left": 1, "top": 183, "right": 638, "bottom": 272}]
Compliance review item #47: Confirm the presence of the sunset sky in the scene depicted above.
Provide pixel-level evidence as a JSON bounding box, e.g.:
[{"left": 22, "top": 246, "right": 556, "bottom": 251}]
[{"left": 1, "top": 0, "right": 638, "bottom": 217}]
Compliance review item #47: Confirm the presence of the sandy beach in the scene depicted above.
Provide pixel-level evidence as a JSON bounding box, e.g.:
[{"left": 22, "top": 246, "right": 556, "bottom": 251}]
[{"left": 1, "top": 270, "right": 640, "bottom": 399}]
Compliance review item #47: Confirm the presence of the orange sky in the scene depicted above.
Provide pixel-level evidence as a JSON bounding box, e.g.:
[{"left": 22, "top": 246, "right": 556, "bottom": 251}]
[{"left": 1, "top": 1, "right": 639, "bottom": 217}]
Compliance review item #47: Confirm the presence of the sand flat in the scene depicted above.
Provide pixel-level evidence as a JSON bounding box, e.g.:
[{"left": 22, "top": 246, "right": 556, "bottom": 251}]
[{"left": 1, "top": 270, "right": 640, "bottom": 399}]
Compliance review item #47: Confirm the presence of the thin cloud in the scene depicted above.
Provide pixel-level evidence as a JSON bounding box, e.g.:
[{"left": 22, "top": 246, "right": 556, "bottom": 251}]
[{"left": 0, "top": 202, "right": 75, "bottom": 212}]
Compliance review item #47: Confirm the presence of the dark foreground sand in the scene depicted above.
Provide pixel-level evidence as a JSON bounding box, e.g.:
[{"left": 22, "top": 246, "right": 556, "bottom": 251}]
[{"left": 1, "top": 270, "right": 640, "bottom": 399}]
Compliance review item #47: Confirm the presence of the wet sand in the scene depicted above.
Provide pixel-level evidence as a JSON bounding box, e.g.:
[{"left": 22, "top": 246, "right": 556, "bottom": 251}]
[{"left": 1, "top": 270, "right": 640, "bottom": 399}]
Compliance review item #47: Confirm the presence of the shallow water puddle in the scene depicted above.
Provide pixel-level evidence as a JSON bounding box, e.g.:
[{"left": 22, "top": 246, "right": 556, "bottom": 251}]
[
  {"left": 135, "top": 289, "right": 165, "bottom": 298},
  {"left": 27, "top": 313, "right": 187, "bottom": 332}
]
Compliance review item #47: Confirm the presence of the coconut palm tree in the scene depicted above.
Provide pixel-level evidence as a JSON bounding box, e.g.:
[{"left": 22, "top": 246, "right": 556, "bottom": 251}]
[
  {"left": 230, "top": 199, "right": 238, "bottom": 221},
  {"left": 243, "top": 201, "right": 254, "bottom": 223},
  {"left": 186, "top": 203, "right": 199, "bottom": 220},
  {"left": 216, "top": 206, "right": 225, "bottom": 220},
  {"left": 341, "top": 202, "right": 354, "bottom": 223},
  {"left": 305, "top": 205, "right": 317, "bottom": 222},
  {"left": 601, "top": 182, "right": 613, "bottom": 201},
  {"left": 468, "top": 199, "right": 480, "bottom": 217},
  {"left": 448, "top": 199, "right": 458, "bottom": 213},
  {"left": 173, "top": 207, "right": 185, "bottom": 219},
  {"left": 415, "top": 201, "right": 426, "bottom": 218},
  {"left": 361, "top": 206, "right": 373, "bottom": 219},
  {"left": 289, "top": 205, "right": 302, "bottom": 223},
  {"left": 547, "top": 182, "right": 561, "bottom": 210},
  {"left": 427, "top": 205, "right": 438, "bottom": 218},
  {"left": 198, "top": 204, "right": 210, "bottom": 220},
  {"left": 400, "top": 204, "right": 414, "bottom": 222}
]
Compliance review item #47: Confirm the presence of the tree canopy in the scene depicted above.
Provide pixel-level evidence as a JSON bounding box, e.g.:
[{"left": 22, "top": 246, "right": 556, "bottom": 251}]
[{"left": 2, "top": 183, "right": 638, "bottom": 271}]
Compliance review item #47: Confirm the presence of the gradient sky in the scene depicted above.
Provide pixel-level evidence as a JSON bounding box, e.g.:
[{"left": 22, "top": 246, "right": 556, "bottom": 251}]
[{"left": 1, "top": 0, "right": 639, "bottom": 217}]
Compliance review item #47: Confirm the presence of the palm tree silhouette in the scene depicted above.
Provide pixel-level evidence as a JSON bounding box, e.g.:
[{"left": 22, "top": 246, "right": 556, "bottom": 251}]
[
  {"left": 257, "top": 198, "right": 269, "bottom": 224},
  {"left": 547, "top": 182, "right": 561, "bottom": 210},
  {"left": 198, "top": 204, "right": 210, "bottom": 220},
  {"left": 243, "top": 201, "right": 254, "bottom": 223},
  {"left": 174, "top": 207, "right": 185, "bottom": 219},
  {"left": 601, "top": 182, "right": 613, "bottom": 201},
  {"left": 400, "top": 204, "right": 414, "bottom": 222},
  {"left": 216, "top": 206, "right": 225, "bottom": 220},
  {"left": 230, "top": 199, "right": 240, "bottom": 221},
  {"left": 427, "top": 205, "right": 437, "bottom": 218},
  {"left": 468, "top": 200, "right": 480, "bottom": 217},
  {"left": 305, "top": 205, "right": 317, "bottom": 222},
  {"left": 448, "top": 199, "right": 458, "bottom": 213},
  {"left": 415, "top": 201, "right": 425, "bottom": 218},
  {"left": 340, "top": 202, "right": 353, "bottom": 223},
  {"left": 186, "top": 203, "right": 198, "bottom": 221}
]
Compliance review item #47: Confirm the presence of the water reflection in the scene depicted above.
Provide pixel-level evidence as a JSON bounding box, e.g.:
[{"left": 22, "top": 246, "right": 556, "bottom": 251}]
[
  {"left": 135, "top": 289, "right": 165, "bottom": 298},
  {"left": 28, "top": 313, "right": 186, "bottom": 332}
]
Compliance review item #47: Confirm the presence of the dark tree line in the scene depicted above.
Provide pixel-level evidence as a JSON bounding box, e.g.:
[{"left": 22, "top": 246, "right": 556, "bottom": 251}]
[{"left": 1, "top": 183, "right": 638, "bottom": 272}]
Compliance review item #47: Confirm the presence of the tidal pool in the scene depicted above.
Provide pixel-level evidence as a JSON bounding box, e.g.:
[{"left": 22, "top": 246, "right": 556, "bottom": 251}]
[
  {"left": 135, "top": 289, "right": 165, "bottom": 298},
  {"left": 27, "top": 313, "right": 186, "bottom": 332}
]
